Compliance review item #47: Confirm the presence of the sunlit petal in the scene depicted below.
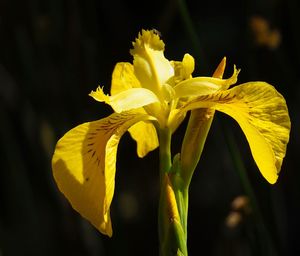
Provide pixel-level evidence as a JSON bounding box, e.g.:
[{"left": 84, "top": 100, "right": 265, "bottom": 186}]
[
  {"left": 181, "top": 82, "right": 290, "bottom": 183},
  {"left": 170, "top": 54, "right": 195, "bottom": 85},
  {"left": 130, "top": 30, "right": 174, "bottom": 95},
  {"left": 181, "top": 54, "right": 195, "bottom": 79},
  {"left": 173, "top": 65, "right": 240, "bottom": 98},
  {"left": 90, "top": 86, "right": 159, "bottom": 113},
  {"left": 52, "top": 111, "right": 153, "bottom": 236},
  {"left": 173, "top": 78, "right": 221, "bottom": 98}
]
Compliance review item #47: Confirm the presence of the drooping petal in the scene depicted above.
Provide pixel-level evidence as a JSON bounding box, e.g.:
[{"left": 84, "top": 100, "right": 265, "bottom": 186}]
[
  {"left": 111, "top": 62, "right": 141, "bottom": 95},
  {"left": 128, "top": 120, "right": 159, "bottom": 157},
  {"left": 130, "top": 30, "right": 174, "bottom": 96},
  {"left": 180, "top": 82, "right": 291, "bottom": 183},
  {"left": 173, "top": 65, "right": 240, "bottom": 98},
  {"left": 52, "top": 111, "right": 154, "bottom": 236},
  {"left": 89, "top": 86, "right": 159, "bottom": 113}
]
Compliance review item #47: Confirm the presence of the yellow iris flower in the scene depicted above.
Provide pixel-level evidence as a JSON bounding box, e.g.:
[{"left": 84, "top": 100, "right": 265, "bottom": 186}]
[{"left": 52, "top": 30, "right": 290, "bottom": 237}]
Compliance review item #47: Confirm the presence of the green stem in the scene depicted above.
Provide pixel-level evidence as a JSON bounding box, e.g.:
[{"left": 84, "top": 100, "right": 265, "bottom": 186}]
[
  {"left": 172, "top": 181, "right": 189, "bottom": 242},
  {"left": 181, "top": 109, "right": 215, "bottom": 186},
  {"left": 158, "top": 128, "right": 188, "bottom": 255},
  {"left": 159, "top": 128, "right": 172, "bottom": 175}
]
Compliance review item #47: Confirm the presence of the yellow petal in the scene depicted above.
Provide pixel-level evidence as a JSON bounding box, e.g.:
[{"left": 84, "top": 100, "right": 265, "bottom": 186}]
[
  {"left": 89, "top": 86, "right": 110, "bottom": 103},
  {"left": 130, "top": 30, "right": 174, "bottom": 96},
  {"left": 181, "top": 53, "right": 195, "bottom": 79},
  {"left": 128, "top": 121, "right": 159, "bottom": 157},
  {"left": 111, "top": 62, "right": 141, "bottom": 95},
  {"left": 170, "top": 53, "right": 195, "bottom": 85},
  {"left": 89, "top": 86, "right": 159, "bottom": 113},
  {"left": 173, "top": 77, "right": 221, "bottom": 98},
  {"left": 173, "top": 65, "right": 240, "bottom": 98},
  {"left": 169, "top": 57, "right": 227, "bottom": 131},
  {"left": 182, "top": 82, "right": 290, "bottom": 183},
  {"left": 52, "top": 111, "right": 153, "bottom": 236}
]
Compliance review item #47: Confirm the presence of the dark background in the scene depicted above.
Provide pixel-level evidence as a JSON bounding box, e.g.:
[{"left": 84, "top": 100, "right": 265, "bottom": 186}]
[{"left": 0, "top": 0, "right": 299, "bottom": 255}]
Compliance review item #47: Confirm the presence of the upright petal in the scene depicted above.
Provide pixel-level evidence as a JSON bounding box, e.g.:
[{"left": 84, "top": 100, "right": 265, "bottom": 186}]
[
  {"left": 181, "top": 82, "right": 290, "bottom": 183},
  {"left": 111, "top": 62, "right": 141, "bottom": 95},
  {"left": 169, "top": 53, "right": 195, "bottom": 85},
  {"left": 130, "top": 30, "right": 174, "bottom": 96},
  {"left": 52, "top": 111, "right": 154, "bottom": 236}
]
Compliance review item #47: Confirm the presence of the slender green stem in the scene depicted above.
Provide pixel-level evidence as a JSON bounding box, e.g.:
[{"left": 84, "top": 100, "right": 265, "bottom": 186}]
[
  {"left": 158, "top": 128, "right": 188, "bottom": 255},
  {"left": 157, "top": 109, "right": 214, "bottom": 256},
  {"left": 172, "top": 181, "right": 189, "bottom": 241},
  {"left": 159, "top": 128, "right": 172, "bottom": 175},
  {"left": 158, "top": 128, "right": 172, "bottom": 255}
]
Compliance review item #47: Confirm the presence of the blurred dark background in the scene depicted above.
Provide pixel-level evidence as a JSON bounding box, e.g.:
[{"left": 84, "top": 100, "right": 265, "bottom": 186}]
[{"left": 0, "top": 0, "right": 299, "bottom": 255}]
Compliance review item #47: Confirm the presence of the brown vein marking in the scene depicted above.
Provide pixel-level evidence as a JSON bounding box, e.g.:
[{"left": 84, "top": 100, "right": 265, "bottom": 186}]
[
  {"left": 196, "top": 91, "right": 235, "bottom": 104},
  {"left": 88, "top": 113, "right": 139, "bottom": 139},
  {"left": 219, "top": 91, "right": 233, "bottom": 101},
  {"left": 199, "top": 94, "right": 210, "bottom": 101},
  {"left": 101, "top": 120, "right": 127, "bottom": 132},
  {"left": 109, "top": 115, "right": 122, "bottom": 121},
  {"left": 107, "top": 119, "right": 115, "bottom": 125}
]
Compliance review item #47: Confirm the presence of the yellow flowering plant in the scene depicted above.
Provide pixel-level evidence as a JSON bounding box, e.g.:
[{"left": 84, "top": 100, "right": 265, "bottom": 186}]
[{"left": 52, "top": 30, "right": 290, "bottom": 255}]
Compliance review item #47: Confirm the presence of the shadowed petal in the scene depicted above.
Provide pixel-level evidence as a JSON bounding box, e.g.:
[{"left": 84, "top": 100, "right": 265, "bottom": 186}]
[
  {"left": 111, "top": 62, "right": 141, "bottom": 95},
  {"left": 128, "top": 120, "right": 159, "bottom": 157},
  {"left": 52, "top": 111, "right": 154, "bottom": 236}
]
